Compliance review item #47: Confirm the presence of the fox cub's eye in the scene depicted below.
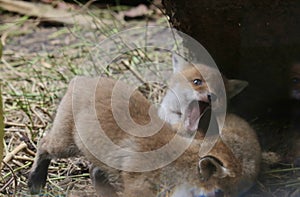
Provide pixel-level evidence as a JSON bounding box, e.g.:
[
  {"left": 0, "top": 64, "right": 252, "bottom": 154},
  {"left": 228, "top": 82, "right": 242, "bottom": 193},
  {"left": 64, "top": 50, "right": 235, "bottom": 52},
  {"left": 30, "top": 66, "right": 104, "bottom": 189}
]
[{"left": 193, "top": 79, "right": 203, "bottom": 86}]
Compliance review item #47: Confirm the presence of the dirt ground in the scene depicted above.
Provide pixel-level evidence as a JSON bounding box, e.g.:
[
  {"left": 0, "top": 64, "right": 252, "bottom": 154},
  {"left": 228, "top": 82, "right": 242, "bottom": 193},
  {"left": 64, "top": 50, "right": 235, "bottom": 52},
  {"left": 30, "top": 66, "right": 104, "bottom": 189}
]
[{"left": 0, "top": 1, "right": 299, "bottom": 197}]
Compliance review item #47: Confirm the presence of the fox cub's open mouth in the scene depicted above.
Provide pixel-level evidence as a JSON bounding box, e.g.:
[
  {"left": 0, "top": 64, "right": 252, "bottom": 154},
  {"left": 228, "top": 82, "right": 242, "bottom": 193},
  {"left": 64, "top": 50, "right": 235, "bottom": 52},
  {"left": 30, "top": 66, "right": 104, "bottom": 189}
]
[
  {"left": 199, "top": 100, "right": 211, "bottom": 118},
  {"left": 184, "top": 99, "right": 211, "bottom": 132},
  {"left": 189, "top": 98, "right": 211, "bottom": 119}
]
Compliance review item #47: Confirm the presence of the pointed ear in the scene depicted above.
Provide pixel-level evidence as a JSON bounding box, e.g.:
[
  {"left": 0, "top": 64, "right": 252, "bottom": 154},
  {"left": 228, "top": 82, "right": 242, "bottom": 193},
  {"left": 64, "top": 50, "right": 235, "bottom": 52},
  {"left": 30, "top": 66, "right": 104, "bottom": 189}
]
[
  {"left": 199, "top": 156, "right": 235, "bottom": 180},
  {"left": 217, "top": 166, "right": 236, "bottom": 178},
  {"left": 227, "top": 79, "right": 248, "bottom": 99},
  {"left": 172, "top": 53, "right": 189, "bottom": 73}
]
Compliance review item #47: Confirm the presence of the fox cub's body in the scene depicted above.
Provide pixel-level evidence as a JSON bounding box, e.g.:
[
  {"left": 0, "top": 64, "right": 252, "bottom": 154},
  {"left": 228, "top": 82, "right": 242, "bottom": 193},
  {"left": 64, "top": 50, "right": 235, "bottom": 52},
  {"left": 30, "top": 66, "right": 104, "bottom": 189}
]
[{"left": 28, "top": 55, "right": 260, "bottom": 197}]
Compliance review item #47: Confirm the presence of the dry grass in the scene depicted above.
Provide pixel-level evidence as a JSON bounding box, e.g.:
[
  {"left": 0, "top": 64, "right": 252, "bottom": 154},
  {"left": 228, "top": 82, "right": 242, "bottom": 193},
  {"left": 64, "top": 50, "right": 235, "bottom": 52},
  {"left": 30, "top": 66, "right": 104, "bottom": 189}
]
[
  {"left": 0, "top": 2, "right": 299, "bottom": 197},
  {"left": 0, "top": 3, "right": 170, "bottom": 196}
]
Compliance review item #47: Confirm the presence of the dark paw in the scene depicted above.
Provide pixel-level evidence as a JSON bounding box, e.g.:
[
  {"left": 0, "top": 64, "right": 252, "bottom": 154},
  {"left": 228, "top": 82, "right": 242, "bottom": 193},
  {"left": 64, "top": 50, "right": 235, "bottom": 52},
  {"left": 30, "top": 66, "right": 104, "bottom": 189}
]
[
  {"left": 27, "top": 158, "right": 51, "bottom": 194},
  {"left": 90, "top": 165, "right": 119, "bottom": 197},
  {"left": 28, "top": 171, "right": 46, "bottom": 194}
]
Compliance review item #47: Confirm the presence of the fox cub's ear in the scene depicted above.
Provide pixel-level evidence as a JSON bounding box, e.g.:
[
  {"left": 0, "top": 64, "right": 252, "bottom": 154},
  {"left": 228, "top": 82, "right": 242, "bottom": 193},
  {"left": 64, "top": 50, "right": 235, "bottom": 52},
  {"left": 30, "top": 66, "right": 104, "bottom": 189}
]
[
  {"left": 227, "top": 79, "right": 248, "bottom": 99},
  {"left": 172, "top": 53, "right": 190, "bottom": 73}
]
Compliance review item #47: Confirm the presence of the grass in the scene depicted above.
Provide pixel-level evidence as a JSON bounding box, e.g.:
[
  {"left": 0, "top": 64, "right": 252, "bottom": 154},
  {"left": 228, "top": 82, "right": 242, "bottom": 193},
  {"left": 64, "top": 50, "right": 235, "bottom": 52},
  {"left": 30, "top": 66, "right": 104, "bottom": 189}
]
[
  {"left": 0, "top": 2, "right": 170, "bottom": 196},
  {"left": 0, "top": 1, "right": 299, "bottom": 196},
  {"left": 0, "top": 85, "right": 4, "bottom": 172}
]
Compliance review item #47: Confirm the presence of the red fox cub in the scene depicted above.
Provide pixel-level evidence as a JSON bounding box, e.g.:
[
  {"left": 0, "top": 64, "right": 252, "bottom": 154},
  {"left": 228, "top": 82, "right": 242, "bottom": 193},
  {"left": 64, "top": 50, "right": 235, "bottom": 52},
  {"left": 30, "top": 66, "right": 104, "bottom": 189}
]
[
  {"left": 28, "top": 76, "right": 260, "bottom": 197},
  {"left": 158, "top": 53, "right": 248, "bottom": 126}
]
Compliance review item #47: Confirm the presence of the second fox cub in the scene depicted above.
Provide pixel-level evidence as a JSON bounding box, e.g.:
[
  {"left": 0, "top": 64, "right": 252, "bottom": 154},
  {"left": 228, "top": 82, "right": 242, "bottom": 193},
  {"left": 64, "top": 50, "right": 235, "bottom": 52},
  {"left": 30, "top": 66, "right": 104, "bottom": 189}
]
[{"left": 159, "top": 53, "right": 248, "bottom": 126}]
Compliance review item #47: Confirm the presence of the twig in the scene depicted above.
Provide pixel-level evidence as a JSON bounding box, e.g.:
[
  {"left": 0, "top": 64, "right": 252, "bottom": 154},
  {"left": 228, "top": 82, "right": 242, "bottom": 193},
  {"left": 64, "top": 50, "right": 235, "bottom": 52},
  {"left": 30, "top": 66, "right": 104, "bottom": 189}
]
[
  {"left": 31, "top": 106, "right": 47, "bottom": 127},
  {"left": 49, "top": 173, "right": 90, "bottom": 181},
  {"left": 6, "top": 135, "right": 15, "bottom": 157},
  {"left": 2, "top": 161, "right": 31, "bottom": 180},
  {"left": 121, "top": 60, "right": 148, "bottom": 85},
  {"left": 12, "top": 159, "right": 25, "bottom": 168},
  {"left": 1, "top": 142, "right": 27, "bottom": 169},
  {"left": 25, "top": 148, "right": 36, "bottom": 157},
  {"left": 0, "top": 58, "right": 24, "bottom": 78},
  {"left": 4, "top": 121, "right": 45, "bottom": 129},
  {"left": 34, "top": 105, "right": 53, "bottom": 121},
  {"left": 0, "top": 161, "right": 18, "bottom": 195},
  {"left": 13, "top": 155, "right": 34, "bottom": 162}
]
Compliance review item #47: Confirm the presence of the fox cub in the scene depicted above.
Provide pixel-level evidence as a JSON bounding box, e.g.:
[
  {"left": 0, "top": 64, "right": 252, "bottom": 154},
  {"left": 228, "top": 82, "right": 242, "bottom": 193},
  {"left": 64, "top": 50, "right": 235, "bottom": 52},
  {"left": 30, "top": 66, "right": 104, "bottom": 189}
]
[{"left": 28, "top": 75, "right": 260, "bottom": 197}]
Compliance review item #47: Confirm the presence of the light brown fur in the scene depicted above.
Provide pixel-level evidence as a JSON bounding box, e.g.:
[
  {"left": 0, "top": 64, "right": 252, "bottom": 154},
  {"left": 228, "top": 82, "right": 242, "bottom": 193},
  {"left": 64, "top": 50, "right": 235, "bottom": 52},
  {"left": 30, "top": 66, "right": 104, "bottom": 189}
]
[{"left": 28, "top": 76, "right": 261, "bottom": 197}]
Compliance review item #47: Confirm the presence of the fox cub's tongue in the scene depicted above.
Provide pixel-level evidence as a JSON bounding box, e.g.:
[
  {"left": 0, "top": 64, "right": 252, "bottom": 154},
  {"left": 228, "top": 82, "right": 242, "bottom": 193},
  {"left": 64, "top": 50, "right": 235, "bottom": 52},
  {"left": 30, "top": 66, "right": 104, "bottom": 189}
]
[{"left": 184, "top": 101, "right": 202, "bottom": 132}]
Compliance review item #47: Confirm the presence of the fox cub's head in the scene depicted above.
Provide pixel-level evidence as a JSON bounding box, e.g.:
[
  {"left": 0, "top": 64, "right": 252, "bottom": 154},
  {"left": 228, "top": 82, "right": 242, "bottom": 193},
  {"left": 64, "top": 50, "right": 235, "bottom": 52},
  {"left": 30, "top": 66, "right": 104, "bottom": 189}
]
[
  {"left": 170, "top": 53, "right": 248, "bottom": 107},
  {"left": 158, "top": 53, "right": 248, "bottom": 126}
]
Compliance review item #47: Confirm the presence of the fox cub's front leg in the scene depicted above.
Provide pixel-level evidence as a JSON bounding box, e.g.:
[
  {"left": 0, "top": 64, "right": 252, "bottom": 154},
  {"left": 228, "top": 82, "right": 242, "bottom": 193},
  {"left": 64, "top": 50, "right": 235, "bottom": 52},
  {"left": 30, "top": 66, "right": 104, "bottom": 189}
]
[{"left": 28, "top": 79, "right": 80, "bottom": 194}]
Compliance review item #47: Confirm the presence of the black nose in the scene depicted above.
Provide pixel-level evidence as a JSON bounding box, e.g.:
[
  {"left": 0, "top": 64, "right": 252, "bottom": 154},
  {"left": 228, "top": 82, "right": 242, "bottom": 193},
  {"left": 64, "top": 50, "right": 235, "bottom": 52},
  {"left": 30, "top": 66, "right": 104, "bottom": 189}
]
[{"left": 207, "top": 93, "right": 217, "bottom": 102}]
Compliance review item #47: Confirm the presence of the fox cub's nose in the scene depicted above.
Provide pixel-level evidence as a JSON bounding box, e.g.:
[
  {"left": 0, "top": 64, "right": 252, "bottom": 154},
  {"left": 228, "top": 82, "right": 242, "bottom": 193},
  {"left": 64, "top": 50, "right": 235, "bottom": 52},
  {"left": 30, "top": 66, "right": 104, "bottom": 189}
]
[{"left": 207, "top": 93, "right": 217, "bottom": 102}]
